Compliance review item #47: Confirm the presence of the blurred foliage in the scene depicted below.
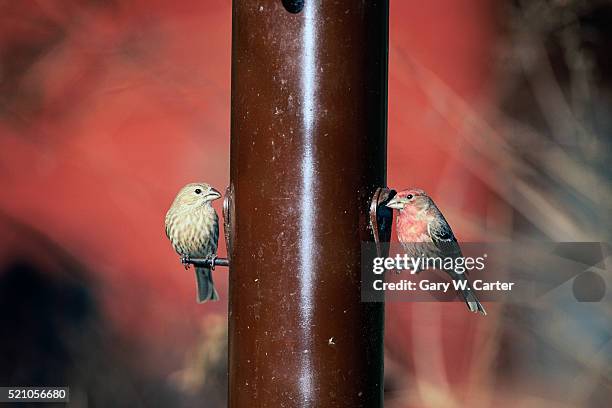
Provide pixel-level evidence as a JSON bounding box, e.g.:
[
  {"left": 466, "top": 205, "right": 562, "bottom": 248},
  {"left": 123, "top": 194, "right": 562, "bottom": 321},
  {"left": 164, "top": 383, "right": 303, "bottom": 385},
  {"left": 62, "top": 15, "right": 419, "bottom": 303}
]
[
  {"left": 495, "top": 0, "right": 612, "bottom": 241},
  {"left": 0, "top": 214, "right": 182, "bottom": 407}
]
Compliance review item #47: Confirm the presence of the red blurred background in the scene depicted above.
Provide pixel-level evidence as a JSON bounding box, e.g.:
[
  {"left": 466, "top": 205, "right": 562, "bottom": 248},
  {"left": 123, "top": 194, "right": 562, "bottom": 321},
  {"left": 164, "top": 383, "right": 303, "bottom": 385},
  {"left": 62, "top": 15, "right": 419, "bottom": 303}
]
[{"left": 1, "top": 1, "right": 610, "bottom": 407}]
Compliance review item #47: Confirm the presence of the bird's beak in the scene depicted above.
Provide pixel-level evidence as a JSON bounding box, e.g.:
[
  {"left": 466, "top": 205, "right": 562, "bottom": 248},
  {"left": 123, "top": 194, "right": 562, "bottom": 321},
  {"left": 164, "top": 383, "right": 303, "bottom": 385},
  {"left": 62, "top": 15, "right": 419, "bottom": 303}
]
[
  {"left": 206, "top": 188, "right": 222, "bottom": 201},
  {"left": 385, "top": 196, "right": 404, "bottom": 209}
]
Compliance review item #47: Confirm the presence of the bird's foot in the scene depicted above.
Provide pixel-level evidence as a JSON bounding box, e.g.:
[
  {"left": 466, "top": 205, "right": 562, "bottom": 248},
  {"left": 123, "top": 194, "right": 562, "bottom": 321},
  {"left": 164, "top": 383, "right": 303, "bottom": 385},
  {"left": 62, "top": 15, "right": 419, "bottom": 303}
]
[
  {"left": 181, "top": 255, "right": 191, "bottom": 270},
  {"left": 207, "top": 255, "right": 218, "bottom": 270}
]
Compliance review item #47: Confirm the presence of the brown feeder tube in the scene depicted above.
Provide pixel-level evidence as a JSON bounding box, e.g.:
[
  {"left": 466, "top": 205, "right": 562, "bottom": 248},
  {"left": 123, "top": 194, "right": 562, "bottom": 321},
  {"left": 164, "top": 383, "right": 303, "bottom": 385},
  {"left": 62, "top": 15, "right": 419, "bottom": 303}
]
[{"left": 228, "top": 0, "right": 389, "bottom": 406}]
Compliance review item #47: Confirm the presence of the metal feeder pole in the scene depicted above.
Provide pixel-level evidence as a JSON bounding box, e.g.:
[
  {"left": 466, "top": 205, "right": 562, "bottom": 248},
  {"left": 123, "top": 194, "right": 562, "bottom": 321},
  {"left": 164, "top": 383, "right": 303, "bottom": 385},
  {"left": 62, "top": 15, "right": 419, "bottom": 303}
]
[{"left": 228, "top": 0, "right": 389, "bottom": 406}]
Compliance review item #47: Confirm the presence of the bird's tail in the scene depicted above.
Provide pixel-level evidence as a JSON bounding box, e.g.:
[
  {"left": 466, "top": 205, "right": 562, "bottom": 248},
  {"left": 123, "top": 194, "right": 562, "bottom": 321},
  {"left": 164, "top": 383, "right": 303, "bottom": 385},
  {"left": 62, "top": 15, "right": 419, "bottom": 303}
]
[
  {"left": 195, "top": 267, "right": 219, "bottom": 303},
  {"left": 456, "top": 275, "right": 486, "bottom": 315}
]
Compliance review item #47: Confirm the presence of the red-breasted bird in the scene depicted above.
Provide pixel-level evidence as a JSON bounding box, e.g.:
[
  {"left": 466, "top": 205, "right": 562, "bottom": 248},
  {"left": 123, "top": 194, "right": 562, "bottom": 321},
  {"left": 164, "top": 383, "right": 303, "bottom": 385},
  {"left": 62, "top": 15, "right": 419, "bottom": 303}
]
[
  {"left": 165, "top": 183, "right": 221, "bottom": 303},
  {"left": 386, "top": 188, "right": 486, "bottom": 315}
]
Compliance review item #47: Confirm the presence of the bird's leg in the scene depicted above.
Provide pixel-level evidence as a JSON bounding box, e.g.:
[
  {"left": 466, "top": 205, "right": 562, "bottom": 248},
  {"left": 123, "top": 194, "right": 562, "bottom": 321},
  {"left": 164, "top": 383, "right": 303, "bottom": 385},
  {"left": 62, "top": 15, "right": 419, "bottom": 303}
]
[{"left": 181, "top": 255, "right": 191, "bottom": 270}]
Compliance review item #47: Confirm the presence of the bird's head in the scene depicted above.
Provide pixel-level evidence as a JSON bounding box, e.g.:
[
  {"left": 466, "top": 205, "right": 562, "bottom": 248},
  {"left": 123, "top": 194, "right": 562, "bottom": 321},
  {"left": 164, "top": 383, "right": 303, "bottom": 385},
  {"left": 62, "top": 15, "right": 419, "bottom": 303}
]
[
  {"left": 173, "top": 183, "right": 221, "bottom": 210},
  {"left": 385, "top": 188, "right": 430, "bottom": 212}
]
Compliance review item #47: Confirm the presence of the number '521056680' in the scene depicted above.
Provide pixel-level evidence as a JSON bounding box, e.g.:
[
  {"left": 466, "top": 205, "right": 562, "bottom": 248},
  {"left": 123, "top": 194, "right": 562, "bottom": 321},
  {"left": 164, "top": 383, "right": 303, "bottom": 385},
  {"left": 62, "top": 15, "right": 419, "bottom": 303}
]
[{"left": 0, "top": 387, "right": 69, "bottom": 402}]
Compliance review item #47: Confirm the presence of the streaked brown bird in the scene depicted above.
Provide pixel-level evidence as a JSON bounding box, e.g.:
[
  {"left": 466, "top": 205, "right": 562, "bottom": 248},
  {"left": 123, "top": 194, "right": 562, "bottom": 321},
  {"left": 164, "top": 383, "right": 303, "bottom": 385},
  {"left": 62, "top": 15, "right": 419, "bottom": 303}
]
[{"left": 165, "top": 183, "right": 221, "bottom": 303}]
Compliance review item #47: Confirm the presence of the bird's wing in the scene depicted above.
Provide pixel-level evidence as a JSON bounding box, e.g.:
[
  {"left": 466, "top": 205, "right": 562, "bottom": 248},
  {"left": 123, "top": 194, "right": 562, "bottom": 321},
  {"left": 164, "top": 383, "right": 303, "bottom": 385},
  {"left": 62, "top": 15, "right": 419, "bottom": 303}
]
[
  {"left": 164, "top": 212, "right": 172, "bottom": 240},
  {"left": 427, "top": 218, "right": 455, "bottom": 242},
  {"left": 427, "top": 218, "right": 463, "bottom": 259},
  {"left": 211, "top": 212, "right": 220, "bottom": 252}
]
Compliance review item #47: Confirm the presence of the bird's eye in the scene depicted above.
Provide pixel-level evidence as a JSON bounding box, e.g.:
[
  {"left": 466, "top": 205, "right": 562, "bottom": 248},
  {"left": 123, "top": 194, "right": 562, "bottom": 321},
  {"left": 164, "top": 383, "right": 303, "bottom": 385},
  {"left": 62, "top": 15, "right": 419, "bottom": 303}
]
[
  {"left": 406, "top": 194, "right": 413, "bottom": 200},
  {"left": 194, "top": 188, "right": 202, "bottom": 194}
]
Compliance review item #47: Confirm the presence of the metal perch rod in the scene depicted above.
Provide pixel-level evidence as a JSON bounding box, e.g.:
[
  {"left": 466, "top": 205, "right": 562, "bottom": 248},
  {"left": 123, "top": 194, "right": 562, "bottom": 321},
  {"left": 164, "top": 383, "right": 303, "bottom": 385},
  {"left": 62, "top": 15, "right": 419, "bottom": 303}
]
[{"left": 186, "top": 258, "right": 229, "bottom": 268}]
